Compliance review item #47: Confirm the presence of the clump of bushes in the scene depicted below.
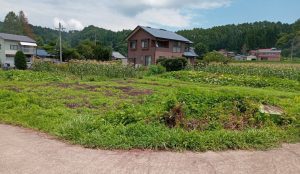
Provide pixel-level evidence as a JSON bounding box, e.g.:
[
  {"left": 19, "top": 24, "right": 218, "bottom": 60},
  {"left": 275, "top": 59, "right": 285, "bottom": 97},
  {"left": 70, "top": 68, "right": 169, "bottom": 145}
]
[
  {"left": 203, "top": 51, "right": 232, "bottom": 65},
  {"left": 146, "top": 65, "right": 166, "bottom": 75},
  {"left": 157, "top": 57, "right": 187, "bottom": 71},
  {"left": 14, "top": 51, "right": 27, "bottom": 70},
  {"left": 158, "top": 89, "right": 294, "bottom": 132}
]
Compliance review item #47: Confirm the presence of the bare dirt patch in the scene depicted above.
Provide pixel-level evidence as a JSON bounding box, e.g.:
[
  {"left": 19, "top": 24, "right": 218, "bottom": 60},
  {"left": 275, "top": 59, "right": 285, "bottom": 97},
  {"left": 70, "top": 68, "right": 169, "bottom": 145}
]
[
  {"left": 114, "top": 86, "right": 153, "bottom": 96},
  {"left": 5, "top": 86, "right": 22, "bottom": 92},
  {"left": 39, "top": 82, "right": 153, "bottom": 97},
  {"left": 53, "top": 82, "right": 102, "bottom": 92}
]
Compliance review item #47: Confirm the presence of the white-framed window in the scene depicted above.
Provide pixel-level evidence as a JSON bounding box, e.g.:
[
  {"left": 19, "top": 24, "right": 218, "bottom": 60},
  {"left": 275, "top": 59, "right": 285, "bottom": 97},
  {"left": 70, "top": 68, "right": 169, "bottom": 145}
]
[
  {"left": 141, "top": 39, "right": 149, "bottom": 49},
  {"left": 173, "top": 42, "right": 181, "bottom": 53},
  {"left": 145, "top": 56, "right": 152, "bottom": 66},
  {"left": 130, "top": 40, "right": 137, "bottom": 49},
  {"left": 10, "top": 45, "right": 18, "bottom": 50}
]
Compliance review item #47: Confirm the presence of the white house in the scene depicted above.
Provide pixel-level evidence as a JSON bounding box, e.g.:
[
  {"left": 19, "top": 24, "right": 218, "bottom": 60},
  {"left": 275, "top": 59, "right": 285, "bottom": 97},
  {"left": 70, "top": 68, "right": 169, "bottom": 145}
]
[{"left": 0, "top": 33, "right": 37, "bottom": 68}]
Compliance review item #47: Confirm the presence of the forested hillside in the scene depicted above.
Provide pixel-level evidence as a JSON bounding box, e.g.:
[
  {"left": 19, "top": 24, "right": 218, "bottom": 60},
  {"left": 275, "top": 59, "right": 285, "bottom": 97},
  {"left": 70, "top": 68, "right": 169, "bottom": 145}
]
[
  {"left": 178, "top": 22, "right": 291, "bottom": 52},
  {"left": 0, "top": 11, "right": 299, "bottom": 58},
  {"left": 178, "top": 20, "right": 300, "bottom": 57}
]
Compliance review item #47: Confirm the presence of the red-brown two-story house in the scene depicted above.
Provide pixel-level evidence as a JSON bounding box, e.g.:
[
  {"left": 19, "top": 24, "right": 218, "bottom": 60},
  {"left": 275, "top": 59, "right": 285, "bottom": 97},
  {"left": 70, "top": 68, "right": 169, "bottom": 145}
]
[
  {"left": 126, "top": 26, "right": 197, "bottom": 66},
  {"left": 249, "top": 48, "right": 281, "bottom": 61}
]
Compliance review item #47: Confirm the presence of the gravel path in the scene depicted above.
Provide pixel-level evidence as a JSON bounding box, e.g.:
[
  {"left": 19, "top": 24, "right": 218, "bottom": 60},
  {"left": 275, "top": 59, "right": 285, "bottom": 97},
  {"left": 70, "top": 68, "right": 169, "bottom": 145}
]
[{"left": 0, "top": 124, "right": 299, "bottom": 174}]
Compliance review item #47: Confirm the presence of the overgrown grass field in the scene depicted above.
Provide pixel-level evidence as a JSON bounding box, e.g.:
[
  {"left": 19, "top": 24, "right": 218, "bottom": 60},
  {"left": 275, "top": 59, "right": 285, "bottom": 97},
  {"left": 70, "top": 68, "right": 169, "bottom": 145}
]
[{"left": 0, "top": 62, "right": 299, "bottom": 151}]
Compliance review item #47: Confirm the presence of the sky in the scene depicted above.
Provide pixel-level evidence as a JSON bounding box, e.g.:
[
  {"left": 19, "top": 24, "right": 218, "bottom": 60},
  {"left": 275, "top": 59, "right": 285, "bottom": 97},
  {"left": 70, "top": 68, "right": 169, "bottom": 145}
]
[{"left": 0, "top": 0, "right": 299, "bottom": 31}]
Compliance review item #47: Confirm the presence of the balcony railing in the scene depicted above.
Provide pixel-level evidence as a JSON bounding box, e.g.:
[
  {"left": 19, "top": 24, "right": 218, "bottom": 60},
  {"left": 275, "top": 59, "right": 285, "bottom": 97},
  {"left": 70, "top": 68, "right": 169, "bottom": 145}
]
[{"left": 21, "top": 47, "right": 36, "bottom": 54}]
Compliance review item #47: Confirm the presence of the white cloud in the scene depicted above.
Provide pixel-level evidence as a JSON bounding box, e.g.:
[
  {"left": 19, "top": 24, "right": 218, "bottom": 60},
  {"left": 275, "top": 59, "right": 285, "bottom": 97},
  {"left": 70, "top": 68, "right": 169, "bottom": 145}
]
[
  {"left": 53, "top": 18, "right": 83, "bottom": 30},
  {"left": 136, "top": 9, "right": 190, "bottom": 28},
  {"left": 67, "top": 19, "right": 84, "bottom": 30},
  {"left": 0, "top": 0, "right": 232, "bottom": 31}
]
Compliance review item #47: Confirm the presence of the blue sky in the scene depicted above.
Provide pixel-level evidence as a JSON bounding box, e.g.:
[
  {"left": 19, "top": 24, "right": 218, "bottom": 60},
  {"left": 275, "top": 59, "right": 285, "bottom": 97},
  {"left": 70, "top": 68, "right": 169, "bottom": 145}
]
[
  {"left": 0, "top": 0, "right": 299, "bottom": 31},
  {"left": 197, "top": 0, "right": 300, "bottom": 29}
]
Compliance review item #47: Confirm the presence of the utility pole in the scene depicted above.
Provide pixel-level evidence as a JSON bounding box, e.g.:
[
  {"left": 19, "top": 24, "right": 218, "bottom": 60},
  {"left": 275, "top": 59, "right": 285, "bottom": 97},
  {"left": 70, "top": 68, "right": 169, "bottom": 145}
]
[
  {"left": 56, "top": 22, "right": 65, "bottom": 63},
  {"left": 291, "top": 36, "right": 295, "bottom": 61}
]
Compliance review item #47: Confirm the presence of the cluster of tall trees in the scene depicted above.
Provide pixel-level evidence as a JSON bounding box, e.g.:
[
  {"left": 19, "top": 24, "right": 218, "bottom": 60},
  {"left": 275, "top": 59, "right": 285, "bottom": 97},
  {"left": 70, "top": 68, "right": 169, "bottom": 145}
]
[
  {"left": 0, "top": 11, "right": 35, "bottom": 38},
  {"left": 275, "top": 19, "right": 300, "bottom": 57},
  {"left": 178, "top": 20, "right": 300, "bottom": 58},
  {"left": 1, "top": 11, "right": 299, "bottom": 60}
]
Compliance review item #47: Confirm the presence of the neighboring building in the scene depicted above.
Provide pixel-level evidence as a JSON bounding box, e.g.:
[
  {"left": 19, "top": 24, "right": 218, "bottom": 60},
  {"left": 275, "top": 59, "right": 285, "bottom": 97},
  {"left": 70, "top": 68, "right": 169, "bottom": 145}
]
[
  {"left": 246, "top": 55, "right": 257, "bottom": 61},
  {"left": 126, "top": 26, "right": 195, "bottom": 67},
  {"left": 112, "top": 51, "right": 127, "bottom": 65},
  {"left": 234, "top": 54, "right": 247, "bottom": 61},
  {"left": 35, "top": 49, "right": 58, "bottom": 63},
  {"left": 0, "top": 32, "right": 37, "bottom": 67},
  {"left": 250, "top": 48, "right": 281, "bottom": 61},
  {"left": 183, "top": 47, "right": 198, "bottom": 64},
  {"left": 218, "top": 49, "right": 235, "bottom": 57},
  {"left": 112, "top": 51, "right": 126, "bottom": 60}
]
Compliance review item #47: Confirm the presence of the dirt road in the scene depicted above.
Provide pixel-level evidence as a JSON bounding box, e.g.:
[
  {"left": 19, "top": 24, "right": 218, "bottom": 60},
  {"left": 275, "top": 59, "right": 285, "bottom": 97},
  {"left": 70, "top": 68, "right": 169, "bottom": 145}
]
[{"left": 0, "top": 124, "right": 299, "bottom": 174}]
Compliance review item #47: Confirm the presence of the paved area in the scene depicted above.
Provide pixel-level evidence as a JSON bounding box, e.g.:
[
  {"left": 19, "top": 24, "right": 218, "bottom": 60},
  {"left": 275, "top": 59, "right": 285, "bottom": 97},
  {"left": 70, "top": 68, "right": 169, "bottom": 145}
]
[{"left": 0, "top": 124, "right": 300, "bottom": 174}]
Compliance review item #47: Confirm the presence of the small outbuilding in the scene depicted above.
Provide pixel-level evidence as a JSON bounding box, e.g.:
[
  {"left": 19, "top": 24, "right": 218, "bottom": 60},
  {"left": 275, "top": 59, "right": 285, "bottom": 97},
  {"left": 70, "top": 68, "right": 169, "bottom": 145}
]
[
  {"left": 36, "top": 49, "right": 58, "bottom": 63},
  {"left": 112, "top": 51, "right": 127, "bottom": 65},
  {"left": 183, "top": 47, "right": 198, "bottom": 65}
]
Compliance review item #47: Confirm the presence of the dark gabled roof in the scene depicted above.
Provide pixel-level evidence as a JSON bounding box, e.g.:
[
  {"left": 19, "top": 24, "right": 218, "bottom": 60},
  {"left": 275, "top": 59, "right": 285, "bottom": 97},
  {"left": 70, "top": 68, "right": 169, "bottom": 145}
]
[
  {"left": 0, "top": 32, "right": 36, "bottom": 43},
  {"left": 184, "top": 48, "right": 198, "bottom": 57},
  {"left": 127, "top": 26, "right": 192, "bottom": 43}
]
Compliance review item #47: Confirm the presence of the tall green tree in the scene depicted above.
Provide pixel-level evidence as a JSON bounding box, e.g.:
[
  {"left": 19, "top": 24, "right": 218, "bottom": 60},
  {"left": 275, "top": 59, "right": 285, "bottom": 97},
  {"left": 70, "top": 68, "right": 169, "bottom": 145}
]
[
  {"left": 77, "top": 40, "right": 95, "bottom": 60},
  {"left": 194, "top": 42, "right": 208, "bottom": 58},
  {"left": 14, "top": 51, "right": 27, "bottom": 70},
  {"left": 2, "top": 11, "right": 23, "bottom": 35}
]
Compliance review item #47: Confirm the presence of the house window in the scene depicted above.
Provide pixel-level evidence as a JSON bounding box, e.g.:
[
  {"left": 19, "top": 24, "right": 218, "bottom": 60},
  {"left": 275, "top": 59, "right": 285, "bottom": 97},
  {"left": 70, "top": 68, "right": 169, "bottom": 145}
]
[
  {"left": 145, "top": 56, "right": 152, "bottom": 66},
  {"left": 130, "top": 40, "right": 137, "bottom": 49},
  {"left": 155, "top": 41, "right": 169, "bottom": 48},
  {"left": 173, "top": 42, "right": 181, "bottom": 53},
  {"left": 141, "top": 39, "right": 149, "bottom": 49},
  {"left": 10, "top": 45, "right": 18, "bottom": 50},
  {"left": 0, "top": 44, "right": 1, "bottom": 50}
]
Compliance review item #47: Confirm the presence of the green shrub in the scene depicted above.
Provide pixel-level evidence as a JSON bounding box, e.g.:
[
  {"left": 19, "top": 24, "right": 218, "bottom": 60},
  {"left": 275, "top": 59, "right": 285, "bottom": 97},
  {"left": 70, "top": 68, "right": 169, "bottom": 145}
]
[
  {"left": 157, "top": 57, "right": 187, "bottom": 71},
  {"left": 203, "top": 51, "right": 231, "bottom": 64},
  {"left": 14, "top": 51, "right": 27, "bottom": 70},
  {"left": 147, "top": 65, "right": 166, "bottom": 75}
]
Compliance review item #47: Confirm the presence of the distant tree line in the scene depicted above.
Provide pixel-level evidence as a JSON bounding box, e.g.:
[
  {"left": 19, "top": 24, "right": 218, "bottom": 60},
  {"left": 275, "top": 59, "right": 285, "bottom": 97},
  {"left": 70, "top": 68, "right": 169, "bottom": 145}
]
[
  {"left": 1, "top": 11, "right": 299, "bottom": 60},
  {"left": 178, "top": 20, "right": 300, "bottom": 58}
]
